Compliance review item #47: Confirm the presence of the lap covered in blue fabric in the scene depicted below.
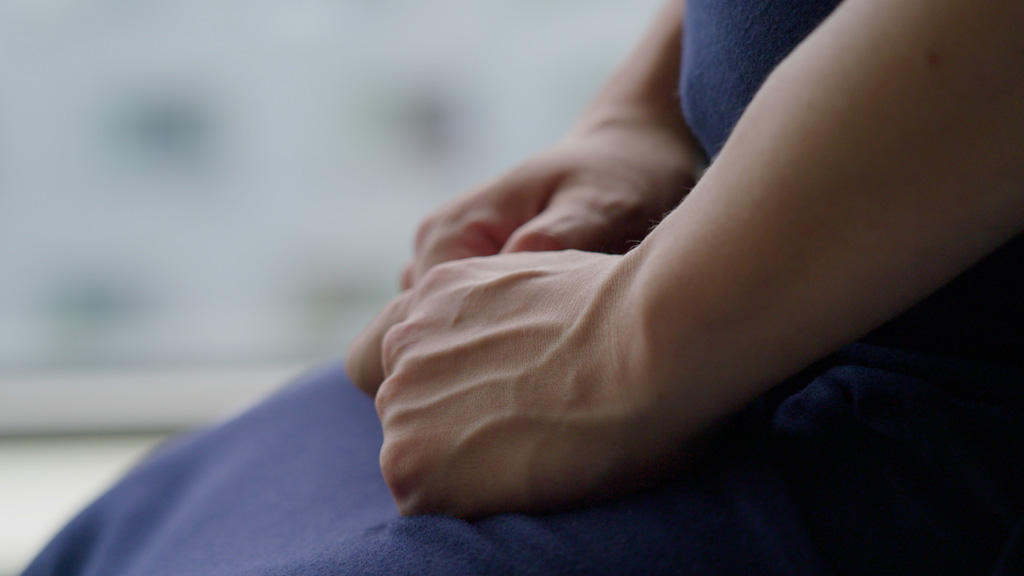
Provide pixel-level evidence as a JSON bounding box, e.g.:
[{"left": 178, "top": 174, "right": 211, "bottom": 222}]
[{"left": 21, "top": 345, "right": 1024, "bottom": 575}]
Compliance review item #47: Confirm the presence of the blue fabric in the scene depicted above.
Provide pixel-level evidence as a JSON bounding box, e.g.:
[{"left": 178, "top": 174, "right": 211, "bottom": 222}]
[
  {"left": 681, "top": 0, "right": 841, "bottom": 159},
  {"left": 22, "top": 1, "right": 1024, "bottom": 574},
  {"left": 23, "top": 364, "right": 833, "bottom": 576},
  {"left": 22, "top": 351, "right": 1024, "bottom": 575}
]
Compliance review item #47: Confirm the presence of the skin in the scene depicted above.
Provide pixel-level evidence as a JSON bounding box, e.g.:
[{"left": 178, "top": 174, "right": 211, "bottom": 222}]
[
  {"left": 399, "top": 0, "right": 699, "bottom": 290},
  {"left": 348, "top": 0, "right": 1024, "bottom": 518}
]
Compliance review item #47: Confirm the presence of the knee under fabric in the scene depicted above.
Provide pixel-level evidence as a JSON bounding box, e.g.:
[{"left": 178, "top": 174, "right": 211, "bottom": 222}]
[{"left": 22, "top": 351, "right": 1024, "bottom": 575}]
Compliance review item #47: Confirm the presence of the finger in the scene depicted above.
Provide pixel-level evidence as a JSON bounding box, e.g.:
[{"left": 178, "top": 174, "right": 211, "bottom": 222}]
[
  {"left": 346, "top": 292, "right": 413, "bottom": 397},
  {"left": 411, "top": 212, "right": 505, "bottom": 286},
  {"left": 502, "top": 187, "right": 614, "bottom": 254},
  {"left": 410, "top": 162, "right": 562, "bottom": 285},
  {"left": 400, "top": 261, "right": 415, "bottom": 291}
]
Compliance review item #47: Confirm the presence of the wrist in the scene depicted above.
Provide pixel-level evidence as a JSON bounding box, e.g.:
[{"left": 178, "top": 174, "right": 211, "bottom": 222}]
[
  {"left": 588, "top": 245, "right": 711, "bottom": 473},
  {"left": 612, "top": 239, "right": 731, "bottom": 445}
]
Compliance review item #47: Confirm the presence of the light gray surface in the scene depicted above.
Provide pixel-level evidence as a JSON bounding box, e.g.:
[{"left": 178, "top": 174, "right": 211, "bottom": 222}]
[
  {"left": 0, "top": 434, "right": 169, "bottom": 576},
  {"left": 0, "top": 365, "right": 303, "bottom": 434}
]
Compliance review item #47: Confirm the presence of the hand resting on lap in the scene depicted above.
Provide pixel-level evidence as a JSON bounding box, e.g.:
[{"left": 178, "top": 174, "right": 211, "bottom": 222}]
[{"left": 348, "top": 249, "right": 687, "bottom": 518}]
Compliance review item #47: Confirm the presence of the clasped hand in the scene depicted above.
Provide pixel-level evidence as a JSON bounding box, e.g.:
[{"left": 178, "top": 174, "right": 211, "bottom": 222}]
[{"left": 347, "top": 115, "right": 695, "bottom": 518}]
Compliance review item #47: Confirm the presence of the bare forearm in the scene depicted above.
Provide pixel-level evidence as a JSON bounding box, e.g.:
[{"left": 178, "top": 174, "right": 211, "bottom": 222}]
[
  {"left": 579, "top": 0, "right": 694, "bottom": 138},
  {"left": 620, "top": 0, "right": 1024, "bottom": 435}
]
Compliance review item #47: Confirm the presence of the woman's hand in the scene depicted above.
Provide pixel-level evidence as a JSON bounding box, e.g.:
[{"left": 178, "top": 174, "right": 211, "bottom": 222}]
[
  {"left": 401, "top": 113, "right": 696, "bottom": 289},
  {"left": 348, "top": 250, "right": 683, "bottom": 518}
]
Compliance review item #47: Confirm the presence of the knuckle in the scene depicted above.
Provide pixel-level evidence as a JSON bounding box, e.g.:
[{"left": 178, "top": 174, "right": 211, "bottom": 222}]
[
  {"left": 417, "top": 213, "right": 502, "bottom": 269},
  {"left": 414, "top": 213, "right": 440, "bottom": 248},
  {"left": 380, "top": 321, "right": 416, "bottom": 377},
  {"left": 373, "top": 374, "right": 403, "bottom": 419},
  {"left": 445, "top": 212, "right": 505, "bottom": 258},
  {"left": 379, "top": 436, "right": 428, "bottom": 508},
  {"left": 579, "top": 187, "right": 641, "bottom": 217},
  {"left": 609, "top": 195, "right": 648, "bottom": 222},
  {"left": 459, "top": 216, "right": 497, "bottom": 242},
  {"left": 417, "top": 259, "right": 463, "bottom": 290},
  {"left": 510, "top": 229, "right": 566, "bottom": 252}
]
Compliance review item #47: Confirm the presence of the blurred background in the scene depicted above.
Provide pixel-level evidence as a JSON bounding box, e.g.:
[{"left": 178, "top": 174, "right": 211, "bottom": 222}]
[{"left": 0, "top": 0, "right": 663, "bottom": 573}]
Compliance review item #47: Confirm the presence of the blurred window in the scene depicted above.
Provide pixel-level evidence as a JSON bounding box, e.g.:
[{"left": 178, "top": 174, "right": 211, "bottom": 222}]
[{"left": 0, "top": 0, "right": 662, "bottom": 432}]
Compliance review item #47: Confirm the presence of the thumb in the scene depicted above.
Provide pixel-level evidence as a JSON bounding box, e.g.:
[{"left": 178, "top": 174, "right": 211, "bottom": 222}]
[{"left": 502, "top": 188, "right": 611, "bottom": 254}]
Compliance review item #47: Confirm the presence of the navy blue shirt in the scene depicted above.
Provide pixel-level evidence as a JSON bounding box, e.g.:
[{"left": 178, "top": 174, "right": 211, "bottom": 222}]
[{"left": 682, "top": 0, "right": 841, "bottom": 159}]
